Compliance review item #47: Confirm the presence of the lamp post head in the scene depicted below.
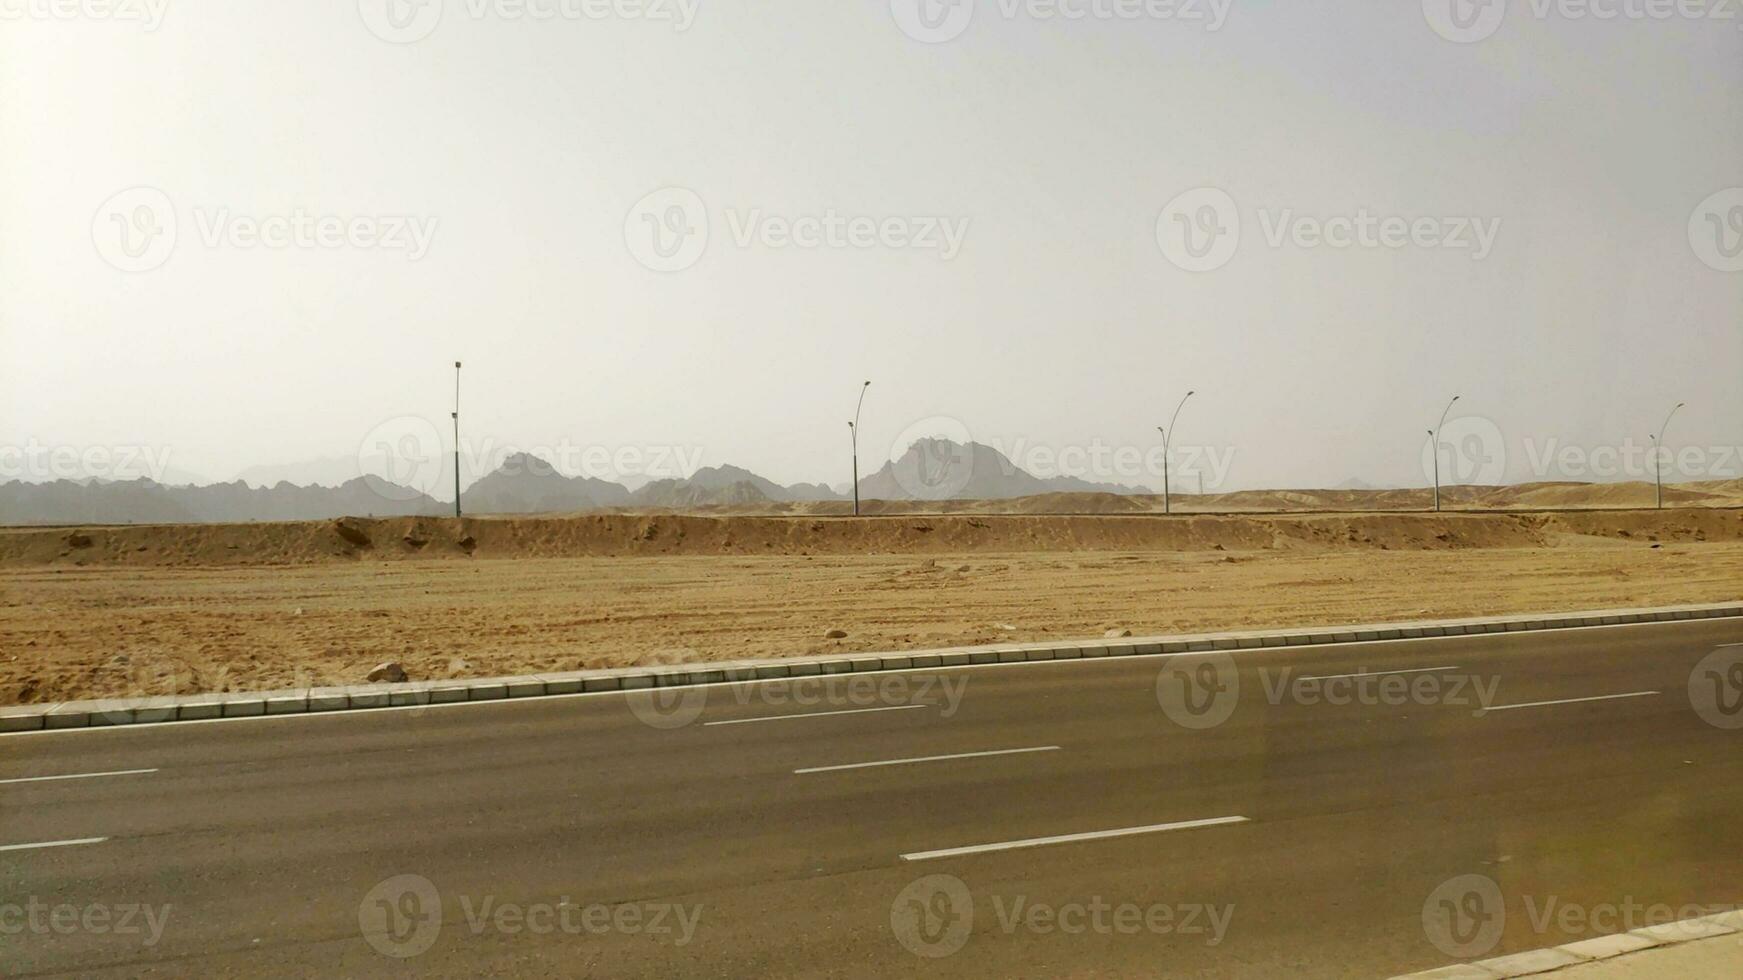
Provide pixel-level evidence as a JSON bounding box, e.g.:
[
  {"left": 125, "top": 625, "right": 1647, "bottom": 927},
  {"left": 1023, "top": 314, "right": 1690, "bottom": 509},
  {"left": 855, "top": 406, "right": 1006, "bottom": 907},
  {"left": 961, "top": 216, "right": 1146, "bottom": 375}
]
[{"left": 455, "top": 361, "right": 462, "bottom": 369}]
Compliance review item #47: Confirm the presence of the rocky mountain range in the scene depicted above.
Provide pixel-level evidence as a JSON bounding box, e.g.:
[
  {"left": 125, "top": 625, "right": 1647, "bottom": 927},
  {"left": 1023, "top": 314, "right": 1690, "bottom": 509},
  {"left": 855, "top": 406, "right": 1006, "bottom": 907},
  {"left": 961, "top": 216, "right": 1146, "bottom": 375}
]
[
  {"left": 0, "top": 441, "right": 1145, "bottom": 524},
  {"left": 855, "top": 438, "right": 1136, "bottom": 501}
]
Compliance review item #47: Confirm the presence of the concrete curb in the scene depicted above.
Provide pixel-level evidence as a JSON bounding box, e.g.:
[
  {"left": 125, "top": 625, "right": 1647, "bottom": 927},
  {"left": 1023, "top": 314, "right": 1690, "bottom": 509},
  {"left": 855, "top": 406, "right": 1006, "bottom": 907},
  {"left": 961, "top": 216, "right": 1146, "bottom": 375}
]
[
  {"left": 1391, "top": 908, "right": 1743, "bottom": 978},
  {"left": 4, "top": 601, "right": 1740, "bottom": 734}
]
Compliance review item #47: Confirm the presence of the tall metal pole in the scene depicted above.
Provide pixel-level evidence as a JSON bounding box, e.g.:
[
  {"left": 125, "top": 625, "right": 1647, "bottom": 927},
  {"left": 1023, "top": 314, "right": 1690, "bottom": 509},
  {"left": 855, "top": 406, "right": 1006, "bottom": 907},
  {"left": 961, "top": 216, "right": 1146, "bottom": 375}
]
[
  {"left": 1652, "top": 401, "right": 1685, "bottom": 511},
  {"left": 851, "top": 381, "right": 870, "bottom": 516},
  {"left": 1157, "top": 390, "right": 1195, "bottom": 515},
  {"left": 453, "top": 361, "right": 462, "bottom": 519},
  {"left": 1430, "top": 395, "right": 1460, "bottom": 513}
]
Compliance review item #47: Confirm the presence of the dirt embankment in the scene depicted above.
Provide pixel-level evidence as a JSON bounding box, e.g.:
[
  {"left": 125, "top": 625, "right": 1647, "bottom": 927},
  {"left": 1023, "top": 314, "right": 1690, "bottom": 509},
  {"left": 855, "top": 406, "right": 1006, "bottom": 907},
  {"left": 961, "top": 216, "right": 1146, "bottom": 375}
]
[{"left": 8, "top": 508, "right": 1743, "bottom": 567}]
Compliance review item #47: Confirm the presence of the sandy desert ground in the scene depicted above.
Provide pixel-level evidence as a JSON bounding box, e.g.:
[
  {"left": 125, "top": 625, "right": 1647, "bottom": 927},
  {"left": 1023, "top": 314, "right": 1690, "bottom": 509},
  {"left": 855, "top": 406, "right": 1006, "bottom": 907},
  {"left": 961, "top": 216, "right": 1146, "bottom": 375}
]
[{"left": 5, "top": 500, "right": 1743, "bottom": 706}]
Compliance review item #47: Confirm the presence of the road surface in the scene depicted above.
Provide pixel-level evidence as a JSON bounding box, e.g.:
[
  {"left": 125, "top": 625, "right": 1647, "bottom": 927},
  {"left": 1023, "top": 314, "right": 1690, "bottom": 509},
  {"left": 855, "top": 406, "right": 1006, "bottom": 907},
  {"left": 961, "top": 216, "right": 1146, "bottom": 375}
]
[{"left": 4, "top": 618, "right": 1741, "bottom": 977}]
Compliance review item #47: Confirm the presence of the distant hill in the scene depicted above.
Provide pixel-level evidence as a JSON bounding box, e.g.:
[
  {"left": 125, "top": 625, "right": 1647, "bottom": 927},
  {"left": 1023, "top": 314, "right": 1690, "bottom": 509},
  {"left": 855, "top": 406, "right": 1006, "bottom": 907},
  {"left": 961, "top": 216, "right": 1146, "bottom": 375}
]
[
  {"left": 631, "top": 479, "right": 773, "bottom": 509},
  {"left": 630, "top": 464, "right": 845, "bottom": 507},
  {"left": 0, "top": 476, "right": 444, "bottom": 525},
  {"left": 10, "top": 447, "right": 1736, "bottom": 526},
  {"left": 855, "top": 438, "right": 1140, "bottom": 501},
  {"left": 459, "top": 453, "right": 632, "bottom": 515}
]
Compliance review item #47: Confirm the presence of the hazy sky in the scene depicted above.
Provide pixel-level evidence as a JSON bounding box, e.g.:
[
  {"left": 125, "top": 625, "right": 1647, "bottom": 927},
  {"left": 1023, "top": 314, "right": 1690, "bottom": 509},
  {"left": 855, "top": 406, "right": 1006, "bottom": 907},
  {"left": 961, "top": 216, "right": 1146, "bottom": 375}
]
[{"left": 3, "top": 1, "right": 1739, "bottom": 496}]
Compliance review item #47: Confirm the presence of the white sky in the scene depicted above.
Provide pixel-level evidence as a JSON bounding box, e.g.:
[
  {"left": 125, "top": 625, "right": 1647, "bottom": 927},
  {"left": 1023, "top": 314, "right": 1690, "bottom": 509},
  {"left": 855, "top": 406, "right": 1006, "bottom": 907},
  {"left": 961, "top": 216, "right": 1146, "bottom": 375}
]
[{"left": 2, "top": 2, "right": 1739, "bottom": 495}]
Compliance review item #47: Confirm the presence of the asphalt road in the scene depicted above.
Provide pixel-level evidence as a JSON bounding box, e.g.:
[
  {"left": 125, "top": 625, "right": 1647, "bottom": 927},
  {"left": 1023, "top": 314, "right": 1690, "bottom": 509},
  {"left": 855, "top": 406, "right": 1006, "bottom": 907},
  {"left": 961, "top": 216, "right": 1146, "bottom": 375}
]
[{"left": 3, "top": 619, "right": 1742, "bottom": 978}]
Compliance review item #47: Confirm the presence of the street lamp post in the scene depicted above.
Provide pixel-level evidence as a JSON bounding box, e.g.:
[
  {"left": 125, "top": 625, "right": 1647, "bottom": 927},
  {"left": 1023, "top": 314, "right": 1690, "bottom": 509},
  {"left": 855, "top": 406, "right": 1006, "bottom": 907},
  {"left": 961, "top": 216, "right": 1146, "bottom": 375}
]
[
  {"left": 1157, "top": 390, "right": 1195, "bottom": 515},
  {"left": 850, "top": 381, "right": 870, "bottom": 516},
  {"left": 452, "top": 361, "right": 462, "bottom": 519},
  {"left": 1428, "top": 395, "right": 1460, "bottom": 513},
  {"left": 1650, "top": 401, "right": 1685, "bottom": 511}
]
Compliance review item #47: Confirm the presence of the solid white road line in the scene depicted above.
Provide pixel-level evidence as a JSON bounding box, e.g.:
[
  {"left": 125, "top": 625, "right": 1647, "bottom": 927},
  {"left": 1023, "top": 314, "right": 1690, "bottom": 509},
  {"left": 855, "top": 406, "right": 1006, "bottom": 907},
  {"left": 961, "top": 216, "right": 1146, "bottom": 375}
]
[
  {"left": 0, "top": 768, "right": 158, "bottom": 785},
  {"left": 703, "top": 704, "right": 930, "bottom": 726},
  {"left": 901, "top": 816, "right": 1250, "bottom": 862},
  {"left": 1295, "top": 666, "right": 1460, "bottom": 681},
  {"left": 0, "top": 838, "right": 109, "bottom": 852},
  {"left": 1484, "top": 691, "right": 1660, "bottom": 712},
  {"left": 795, "top": 746, "right": 1061, "bottom": 774}
]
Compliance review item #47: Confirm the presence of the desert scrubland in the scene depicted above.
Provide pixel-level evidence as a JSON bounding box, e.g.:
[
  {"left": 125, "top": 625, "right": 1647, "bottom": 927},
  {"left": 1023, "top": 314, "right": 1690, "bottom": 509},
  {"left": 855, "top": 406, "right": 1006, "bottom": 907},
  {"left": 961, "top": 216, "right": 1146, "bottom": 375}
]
[{"left": 5, "top": 489, "right": 1742, "bottom": 706}]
